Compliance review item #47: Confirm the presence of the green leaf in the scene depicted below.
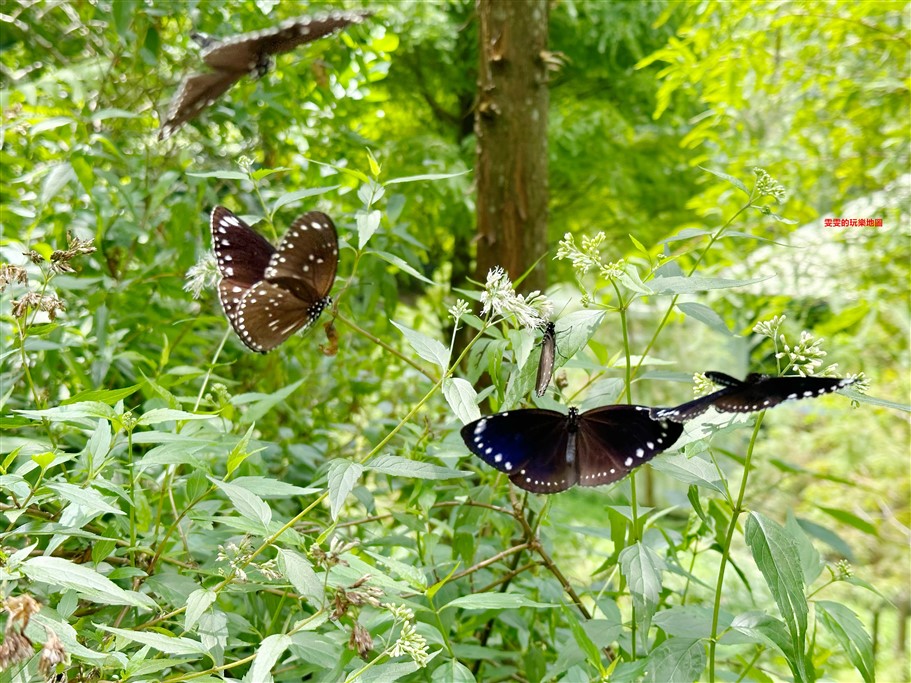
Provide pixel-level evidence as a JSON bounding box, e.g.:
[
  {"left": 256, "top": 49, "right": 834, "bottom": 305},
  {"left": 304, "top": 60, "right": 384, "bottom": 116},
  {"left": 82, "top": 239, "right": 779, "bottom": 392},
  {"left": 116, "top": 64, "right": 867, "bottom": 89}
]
[
  {"left": 699, "top": 166, "right": 750, "bottom": 195},
  {"left": 443, "top": 378, "right": 481, "bottom": 424},
  {"left": 46, "top": 482, "right": 124, "bottom": 517},
  {"left": 233, "top": 379, "right": 305, "bottom": 423},
  {"left": 816, "top": 601, "right": 874, "bottom": 683},
  {"left": 653, "top": 606, "right": 723, "bottom": 639},
  {"left": 676, "top": 302, "right": 734, "bottom": 336},
  {"left": 745, "top": 512, "right": 810, "bottom": 681},
  {"left": 230, "top": 476, "right": 321, "bottom": 499},
  {"left": 186, "top": 170, "right": 248, "bottom": 180},
  {"left": 327, "top": 460, "right": 364, "bottom": 520},
  {"left": 251, "top": 166, "right": 291, "bottom": 181},
  {"left": 442, "top": 593, "right": 555, "bottom": 611},
  {"left": 41, "top": 161, "right": 75, "bottom": 205},
  {"left": 357, "top": 208, "right": 382, "bottom": 248},
  {"left": 645, "top": 638, "right": 707, "bottom": 683},
  {"left": 226, "top": 424, "right": 258, "bottom": 477},
  {"left": 61, "top": 384, "right": 142, "bottom": 405},
  {"left": 136, "top": 409, "right": 215, "bottom": 426},
  {"left": 272, "top": 185, "right": 340, "bottom": 212},
  {"left": 277, "top": 549, "right": 324, "bottom": 605},
  {"left": 391, "top": 321, "right": 449, "bottom": 370},
  {"left": 565, "top": 606, "right": 604, "bottom": 672},
  {"left": 366, "top": 454, "right": 469, "bottom": 480},
  {"left": 97, "top": 625, "right": 209, "bottom": 657},
  {"left": 619, "top": 543, "right": 665, "bottom": 633},
  {"left": 211, "top": 479, "right": 272, "bottom": 530},
  {"left": 366, "top": 149, "right": 381, "bottom": 177},
  {"left": 185, "top": 589, "right": 216, "bottom": 632},
  {"left": 385, "top": 170, "right": 470, "bottom": 185},
  {"left": 648, "top": 453, "right": 725, "bottom": 493},
  {"left": 431, "top": 660, "right": 475, "bottom": 683},
  {"left": 816, "top": 506, "right": 878, "bottom": 536},
  {"left": 371, "top": 250, "right": 437, "bottom": 285},
  {"left": 247, "top": 634, "right": 292, "bottom": 683},
  {"left": 649, "top": 275, "right": 766, "bottom": 295},
  {"left": 426, "top": 562, "right": 462, "bottom": 601},
  {"left": 17, "top": 402, "right": 116, "bottom": 422},
  {"left": 22, "top": 556, "right": 157, "bottom": 609},
  {"left": 784, "top": 511, "right": 823, "bottom": 585}
]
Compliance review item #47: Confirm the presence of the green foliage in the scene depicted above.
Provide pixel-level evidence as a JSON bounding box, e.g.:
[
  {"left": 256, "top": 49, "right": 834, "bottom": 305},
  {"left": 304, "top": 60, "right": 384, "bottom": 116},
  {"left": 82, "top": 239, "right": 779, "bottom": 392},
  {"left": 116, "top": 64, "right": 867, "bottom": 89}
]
[{"left": 2, "top": 2, "right": 908, "bottom": 683}]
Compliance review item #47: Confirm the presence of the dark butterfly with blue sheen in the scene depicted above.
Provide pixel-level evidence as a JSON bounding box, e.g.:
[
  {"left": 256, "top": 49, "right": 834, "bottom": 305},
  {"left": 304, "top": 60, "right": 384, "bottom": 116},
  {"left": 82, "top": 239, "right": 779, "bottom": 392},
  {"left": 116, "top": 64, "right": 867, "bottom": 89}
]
[
  {"left": 211, "top": 206, "right": 338, "bottom": 353},
  {"left": 650, "top": 372, "right": 856, "bottom": 423},
  {"left": 534, "top": 321, "right": 557, "bottom": 398},
  {"left": 159, "top": 10, "right": 371, "bottom": 139},
  {"left": 461, "top": 406, "right": 683, "bottom": 493}
]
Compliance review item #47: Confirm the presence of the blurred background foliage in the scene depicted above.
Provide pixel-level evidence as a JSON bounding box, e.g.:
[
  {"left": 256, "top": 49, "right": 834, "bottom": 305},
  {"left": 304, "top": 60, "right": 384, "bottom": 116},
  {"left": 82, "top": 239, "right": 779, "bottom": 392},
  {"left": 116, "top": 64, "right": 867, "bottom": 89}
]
[{"left": 1, "top": 1, "right": 908, "bottom": 681}]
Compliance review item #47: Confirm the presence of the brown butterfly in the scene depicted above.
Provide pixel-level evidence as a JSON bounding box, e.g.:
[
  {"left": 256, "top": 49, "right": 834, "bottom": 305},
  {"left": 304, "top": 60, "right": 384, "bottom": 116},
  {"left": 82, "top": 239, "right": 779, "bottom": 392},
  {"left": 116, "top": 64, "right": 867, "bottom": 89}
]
[{"left": 159, "top": 10, "right": 371, "bottom": 140}]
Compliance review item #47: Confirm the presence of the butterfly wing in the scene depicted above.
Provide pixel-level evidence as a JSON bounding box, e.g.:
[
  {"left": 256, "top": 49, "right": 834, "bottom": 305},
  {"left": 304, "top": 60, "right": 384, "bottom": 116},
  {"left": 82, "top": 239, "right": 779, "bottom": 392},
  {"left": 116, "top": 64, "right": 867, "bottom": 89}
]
[
  {"left": 461, "top": 410, "right": 577, "bottom": 492},
  {"left": 576, "top": 405, "right": 683, "bottom": 486},
  {"left": 201, "top": 11, "right": 371, "bottom": 72},
  {"left": 650, "top": 389, "right": 733, "bottom": 422},
  {"left": 159, "top": 70, "right": 240, "bottom": 140},
  {"left": 265, "top": 211, "right": 338, "bottom": 300},
  {"left": 534, "top": 322, "right": 557, "bottom": 398},
  {"left": 211, "top": 206, "right": 275, "bottom": 328},
  {"left": 710, "top": 375, "right": 855, "bottom": 413},
  {"left": 231, "top": 280, "right": 319, "bottom": 353}
]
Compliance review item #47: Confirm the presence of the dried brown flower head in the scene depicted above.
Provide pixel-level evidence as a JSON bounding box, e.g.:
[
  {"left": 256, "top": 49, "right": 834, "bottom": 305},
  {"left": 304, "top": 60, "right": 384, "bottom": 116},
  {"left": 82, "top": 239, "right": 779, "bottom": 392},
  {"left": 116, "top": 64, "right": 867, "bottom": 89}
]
[
  {"left": 0, "top": 629, "right": 34, "bottom": 670},
  {"left": 38, "top": 627, "right": 68, "bottom": 678},
  {"left": 22, "top": 250, "right": 44, "bottom": 265},
  {"left": 0, "top": 264, "right": 28, "bottom": 293},
  {"left": 348, "top": 621, "right": 373, "bottom": 658},
  {"left": 3, "top": 595, "right": 40, "bottom": 630}
]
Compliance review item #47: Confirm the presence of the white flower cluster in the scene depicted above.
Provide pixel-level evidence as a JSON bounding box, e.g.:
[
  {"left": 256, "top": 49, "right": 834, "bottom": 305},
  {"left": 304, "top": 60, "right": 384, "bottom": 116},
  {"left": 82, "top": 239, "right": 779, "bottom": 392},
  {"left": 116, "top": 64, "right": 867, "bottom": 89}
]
[
  {"left": 383, "top": 602, "right": 429, "bottom": 667},
  {"left": 753, "top": 167, "right": 788, "bottom": 203},
  {"left": 479, "top": 266, "right": 553, "bottom": 330},
  {"left": 184, "top": 254, "right": 220, "bottom": 299}
]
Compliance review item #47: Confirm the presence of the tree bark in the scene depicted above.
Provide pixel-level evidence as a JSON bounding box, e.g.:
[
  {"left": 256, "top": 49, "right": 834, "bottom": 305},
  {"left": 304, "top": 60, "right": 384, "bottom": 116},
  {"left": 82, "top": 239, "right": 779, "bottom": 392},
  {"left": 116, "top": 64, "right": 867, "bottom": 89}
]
[{"left": 474, "top": 0, "right": 549, "bottom": 292}]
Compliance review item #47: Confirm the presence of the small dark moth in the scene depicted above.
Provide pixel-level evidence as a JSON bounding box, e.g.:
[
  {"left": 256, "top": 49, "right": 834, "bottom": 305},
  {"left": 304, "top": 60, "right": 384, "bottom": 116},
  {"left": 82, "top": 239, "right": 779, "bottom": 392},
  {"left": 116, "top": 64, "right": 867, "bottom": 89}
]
[
  {"left": 211, "top": 206, "right": 338, "bottom": 353},
  {"left": 651, "top": 371, "right": 856, "bottom": 422},
  {"left": 461, "top": 405, "right": 683, "bottom": 494},
  {"left": 534, "top": 321, "right": 557, "bottom": 398},
  {"left": 159, "top": 10, "right": 371, "bottom": 139}
]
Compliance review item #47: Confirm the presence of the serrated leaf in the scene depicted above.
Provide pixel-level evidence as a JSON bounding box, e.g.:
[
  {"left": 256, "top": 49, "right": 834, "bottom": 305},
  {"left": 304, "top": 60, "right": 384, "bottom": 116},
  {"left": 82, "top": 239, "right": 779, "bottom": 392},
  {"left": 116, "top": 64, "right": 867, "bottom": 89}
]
[
  {"left": 745, "top": 512, "right": 810, "bottom": 681},
  {"left": 619, "top": 543, "right": 664, "bottom": 632},
  {"left": 391, "top": 321, "right": 449, "bottom": 370},
  {"left": 653, "top": 606, "right": 723, "bottom": 638},
  {"left": 442, "top": 593, "right": 555, "bottom": 611},
  {"left": 246, "top": 634, "right": 291, "bottom": 683},
  {"left": 645, "top": 638, "right": 707, "bottom": 683},
  {"left": 97, "top": 625, "right": 209, "bottom": 656},
  {"left": 227, "top": 424, "right": 257, "bottom": 477},
  {"left": 211, "top": 479, "right": 272, "bottom": 530},
  {"left": 443, "top": 378, "right": 480, "bottom": 424},
  {"left": 185, "top": 589, "right": 216, "bottom": 632},
  {"left": 366, "top": 454, "right": 469, "bottom": 480},
  {"left": 327, "top": 460, "right": 364, "bottom": 520},
  {"left": 431, "top": 660, "right": 475, "bottom": 683},
  {"left": 46, "top": 482, "right": 124, "bottom": 517},
  {"left": 816, "top": 601, "right": 874, "bottom": 683},
  {"left": 22, "top": 557, "right": 156, "bottom": 609},
  {"left": 277, "top": 549, "right": 324, "bottom": 605}
]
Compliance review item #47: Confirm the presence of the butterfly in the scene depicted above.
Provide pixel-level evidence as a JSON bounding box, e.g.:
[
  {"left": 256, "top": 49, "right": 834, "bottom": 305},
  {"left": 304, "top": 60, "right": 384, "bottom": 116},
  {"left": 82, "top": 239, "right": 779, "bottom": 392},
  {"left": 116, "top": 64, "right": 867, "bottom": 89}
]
[
  {"left": 535, "top": 321, "right": 557, "bottom": 398},
  {"left": 650, "top": 372, "right": 856, "bottom": 422},
  {"left": 159, "top": 10, "right": 371, "bottom": 139},
  {"left": 461, "top": 406, "right": 683, "bottom": 493},
  {"left": 211, "top": 206, "right": 338, "bottom": 353}
]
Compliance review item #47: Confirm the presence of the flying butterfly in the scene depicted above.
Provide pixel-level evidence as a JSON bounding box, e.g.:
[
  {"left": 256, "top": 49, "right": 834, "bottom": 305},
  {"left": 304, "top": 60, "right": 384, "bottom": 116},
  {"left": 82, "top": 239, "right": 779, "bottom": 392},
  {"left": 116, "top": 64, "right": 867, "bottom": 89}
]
[
  {"left": 650, "top": 372, "right": 856, "bottom": 423},
  {"left": 159, "top": 10, "right": 372, "bottom": 139},
  {"left": 461, "top": 406, "right": 683, "bottom": 494},
  {"left": 211, "top": 206, "right": 338, "bottom": 353},
  {"left": 534, "top": 321, "right": 557, "bottom": 398}
]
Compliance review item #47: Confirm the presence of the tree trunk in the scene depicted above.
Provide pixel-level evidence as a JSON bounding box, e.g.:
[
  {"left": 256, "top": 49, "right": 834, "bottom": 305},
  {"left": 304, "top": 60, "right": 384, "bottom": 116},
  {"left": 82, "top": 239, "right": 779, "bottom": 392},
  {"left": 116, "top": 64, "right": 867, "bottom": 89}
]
[{"left": 474, "top": 0, "right": 549, "bottom": 292}]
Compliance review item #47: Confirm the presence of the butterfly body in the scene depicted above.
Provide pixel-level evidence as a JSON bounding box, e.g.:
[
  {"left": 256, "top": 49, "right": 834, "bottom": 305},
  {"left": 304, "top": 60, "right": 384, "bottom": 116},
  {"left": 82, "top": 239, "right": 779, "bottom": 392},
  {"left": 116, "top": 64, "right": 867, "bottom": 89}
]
[
  {"left": 651, "top": 372, "right": 855, "bottom": 422},
  {"left": 160, "top": 10, "right": 371, "bottom": 139},
  {"left": 461, "top": 406, "right": 683, "bottom": 493},
  {"left": 211, "top": 207, "right": 338, "bottom": 353},
  {"left": 534, "top": 321, "right": 557, "bottom": 397}
]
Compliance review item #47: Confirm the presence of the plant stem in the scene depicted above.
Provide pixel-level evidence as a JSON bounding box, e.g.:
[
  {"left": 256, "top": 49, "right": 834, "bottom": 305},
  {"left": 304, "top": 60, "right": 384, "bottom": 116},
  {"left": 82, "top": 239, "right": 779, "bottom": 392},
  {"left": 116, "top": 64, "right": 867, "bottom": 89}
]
[{"left": 709, "top": 412, "right": 764, "bottom": 681}]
